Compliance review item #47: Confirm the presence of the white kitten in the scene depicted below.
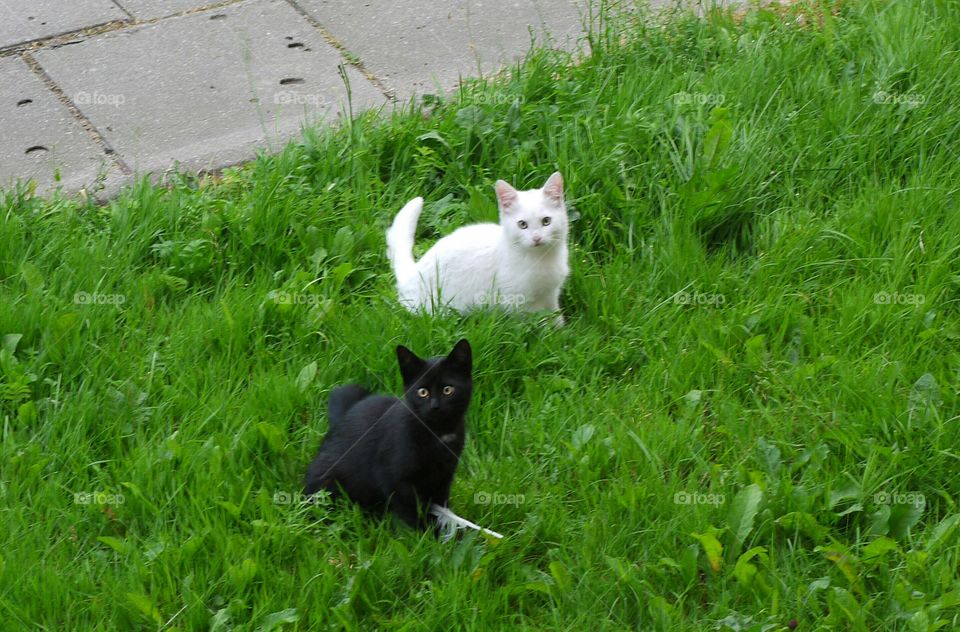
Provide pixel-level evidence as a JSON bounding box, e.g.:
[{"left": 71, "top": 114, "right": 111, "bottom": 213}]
[{"left": 386, "top": 172, "right": 570, "bottom": 321}]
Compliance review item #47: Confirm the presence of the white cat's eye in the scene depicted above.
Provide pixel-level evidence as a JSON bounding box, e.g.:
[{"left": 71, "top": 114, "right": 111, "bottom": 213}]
[
  {"left": 417, "top": 387, "right": 429, "bottom": 398},
  {"left": 442, "top": 385, "right": 454, "bottom": 396},
  {"left": 542, "top": 217, "right": 551, "bottom": 226},
  {"left": 517, "top": 220, "right": 528, "bottom": 229}
]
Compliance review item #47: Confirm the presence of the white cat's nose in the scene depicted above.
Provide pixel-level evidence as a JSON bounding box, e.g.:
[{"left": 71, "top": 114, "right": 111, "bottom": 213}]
[{"left": 532, "top": 234, "right": 543, "bottom": 245}]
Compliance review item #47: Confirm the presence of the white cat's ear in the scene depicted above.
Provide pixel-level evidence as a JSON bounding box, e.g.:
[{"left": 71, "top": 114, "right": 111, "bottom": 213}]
[
  {"left": 495, "top": 180, "right": 519, "bottom": 212},
  {"left": 543, "top": 172, "right": 564, "bottom": 206}
]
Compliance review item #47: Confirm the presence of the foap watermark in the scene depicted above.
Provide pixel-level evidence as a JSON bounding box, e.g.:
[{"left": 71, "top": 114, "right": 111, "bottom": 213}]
[
  {"left": 273, "top": 90, "right": 327, "bottom": 107},
  {"left": 74, "top": 491, "right": 125, "bottom": 506},
  {"left": 474, "top": 292, "right": 527, "bottom": 308},
  {"left": 268, "top": 290, "right": 322, "bottom": 306},
  {"left": 872, "top": 90, "right": 925, "bottom": 108},
  {"left": 75, "top": 90, "right": 126, "bottom": 108},
  {"left": 673, "top": 91, "right": 726, "bottom": 106},
  {"left": 874, "top": 491, "right": 925, "bottom": 507},
  {"left": 673, "top": 291, "right": 725, "bottom": 307},
  {"left": 272, "top": 490, "right": 313, "bottom": 505},
  {"left": 474, "top": 491, "right": 525, "bottom": 506},
  {"left": 466, "top": 92, "right": 515, "bottom": 106},
  {"left": 674, "top": 491, "right": 725, "bottom": 506},
  {"left": 873, "top": 291, "right": 924, "bottom": 306},
  {"left": 74, "top": 291, "right": 126, "bottom": 306}
]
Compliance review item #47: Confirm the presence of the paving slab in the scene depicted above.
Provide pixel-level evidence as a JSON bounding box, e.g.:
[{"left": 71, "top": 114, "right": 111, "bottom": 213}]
[
  {"left": 32, "top": 0, "right": 386, "bottom": 177},
  {"left": 294, "top": 0, "right": 589, "bottom": 99},
  {"left": 113, "top": 0, "right": 228, "bottom": 21},
  {"left": 0, "top": 0, "right": 128, "bottom": 50},
  {"left": 0, "top": 56, "right": 120, "bottom": 194}
]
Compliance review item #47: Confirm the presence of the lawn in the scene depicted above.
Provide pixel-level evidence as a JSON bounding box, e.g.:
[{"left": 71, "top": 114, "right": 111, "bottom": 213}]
[{"left": 1, "top": 0, "right": 959, "bottom": 629}]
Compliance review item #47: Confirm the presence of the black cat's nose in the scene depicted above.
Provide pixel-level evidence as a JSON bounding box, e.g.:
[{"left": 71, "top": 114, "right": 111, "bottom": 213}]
[{"left": 430, "top": 398, "right": 440, "bottom": 410}]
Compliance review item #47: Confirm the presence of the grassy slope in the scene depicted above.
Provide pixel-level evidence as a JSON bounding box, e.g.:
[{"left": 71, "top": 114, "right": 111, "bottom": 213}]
[{"left": 1, "top": 0, "right": 959, "bottom": 629}]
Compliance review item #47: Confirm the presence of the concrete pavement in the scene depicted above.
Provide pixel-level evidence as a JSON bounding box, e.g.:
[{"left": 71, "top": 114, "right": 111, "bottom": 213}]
[{"left": 0, "top": 0, "right": 592, "bottom": 198}]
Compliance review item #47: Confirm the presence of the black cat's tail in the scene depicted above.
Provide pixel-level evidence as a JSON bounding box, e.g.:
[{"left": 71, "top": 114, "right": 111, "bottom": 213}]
[
  {"left": 327, "top": 384, "right": 371, "bottom": 429},
  {"left": 304, "top": 385, "right": 370, "bottom": 497}
]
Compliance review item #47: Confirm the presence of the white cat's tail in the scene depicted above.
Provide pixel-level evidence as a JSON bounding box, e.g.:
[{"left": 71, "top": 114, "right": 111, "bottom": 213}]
[{"left": 386, "top": 196, "right": 423, "bottom": 285}]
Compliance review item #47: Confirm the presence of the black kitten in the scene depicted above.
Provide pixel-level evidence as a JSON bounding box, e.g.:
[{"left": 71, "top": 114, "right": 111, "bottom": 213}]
[{"left": 304, "top": 339, "right": 472, "bottom": 530}]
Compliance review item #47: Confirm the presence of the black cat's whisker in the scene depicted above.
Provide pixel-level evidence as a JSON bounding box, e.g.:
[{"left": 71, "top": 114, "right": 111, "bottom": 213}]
[
  {"left": 395, "top": 360, "right": 466, "bottom": 461},
  {"left": 395, "top": 396, "right": 463, "bottom": 461}
]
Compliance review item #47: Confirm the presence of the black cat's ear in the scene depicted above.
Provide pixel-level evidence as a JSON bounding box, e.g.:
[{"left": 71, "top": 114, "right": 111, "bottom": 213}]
[
  {"left": 446, "top": 339, "right": 472, "bottom": 372},
  {"left": 396, "top": 345, "right": 425, "bottom": 384}
]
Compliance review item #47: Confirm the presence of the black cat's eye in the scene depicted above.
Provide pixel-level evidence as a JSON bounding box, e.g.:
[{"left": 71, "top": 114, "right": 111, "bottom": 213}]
[
  {"left": 542, "top": 217, "right": 551, "bottom": 226},
  {"left": 517, "top": 220, "right": 528, "bottom": 229},
  {"left": 417, "top": 387, "right": 429, "bottom": 398},
  {"left": 442, "top": 385, "right": 455, "bottom": 396}
]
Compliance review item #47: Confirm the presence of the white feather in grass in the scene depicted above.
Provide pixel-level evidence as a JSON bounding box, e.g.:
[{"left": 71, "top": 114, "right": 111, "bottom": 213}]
[{"left": 429, "top": 504, "right": 504, "bottom": 542}]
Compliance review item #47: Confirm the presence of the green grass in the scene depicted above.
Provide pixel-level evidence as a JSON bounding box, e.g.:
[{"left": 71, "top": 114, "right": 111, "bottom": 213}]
[{"left": 2, "top": 0, "right": 959, "bottom": 629}]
